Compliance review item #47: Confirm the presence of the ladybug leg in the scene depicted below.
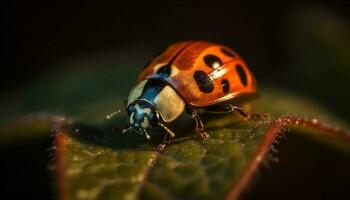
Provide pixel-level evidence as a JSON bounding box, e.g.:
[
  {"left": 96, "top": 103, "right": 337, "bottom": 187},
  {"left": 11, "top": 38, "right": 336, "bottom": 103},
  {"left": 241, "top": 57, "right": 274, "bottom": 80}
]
[
  {"left": 156, "top": 133, "right": 172, "bottom": 152},
  {"left": 158, "top": 122, "right": 176, "bottom": 138},
  {"left": 156, "top": 122, "right": 176, "bottom": 152},
  {"left": 232, "top": 106, "right": 269, "bottom": 120},
  {"left": 204, "top": 105, "right": 268, "bottom": 120},
  {"left": 187, "top": 109, "right": 209, "bottom": 140}
]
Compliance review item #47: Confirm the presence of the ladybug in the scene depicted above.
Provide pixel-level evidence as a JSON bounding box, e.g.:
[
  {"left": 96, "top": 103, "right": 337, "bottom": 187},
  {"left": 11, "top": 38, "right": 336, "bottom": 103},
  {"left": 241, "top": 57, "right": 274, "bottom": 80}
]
[{"left": 109, "top": 41, "right": 263, "bottom": 151}]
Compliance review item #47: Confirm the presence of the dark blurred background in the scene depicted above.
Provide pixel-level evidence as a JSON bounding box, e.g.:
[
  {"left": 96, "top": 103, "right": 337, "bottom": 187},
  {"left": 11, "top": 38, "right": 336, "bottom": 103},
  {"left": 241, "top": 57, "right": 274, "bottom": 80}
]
[
  {"left": 4, "top": 0, "right": 350, "bottom": 119},
  {"left": 2, "top": 0, "right": 350, "bottom": 199}
]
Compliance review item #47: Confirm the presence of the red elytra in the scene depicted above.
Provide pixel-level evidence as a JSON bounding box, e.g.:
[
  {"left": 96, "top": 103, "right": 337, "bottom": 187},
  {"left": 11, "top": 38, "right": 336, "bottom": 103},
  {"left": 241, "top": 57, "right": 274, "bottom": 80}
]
[{"left": 138, "top": 41, "right": 257, "bottom": 107}]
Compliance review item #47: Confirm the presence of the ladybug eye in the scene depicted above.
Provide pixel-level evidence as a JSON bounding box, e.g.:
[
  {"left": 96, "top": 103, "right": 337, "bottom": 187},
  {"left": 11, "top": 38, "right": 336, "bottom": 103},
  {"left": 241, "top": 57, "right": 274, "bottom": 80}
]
[
  {"left": 126, "top": 105, "right": 134, "bottom": 115},
  {"left": 148, "top": 112, "right": 156, "bottom": 122}
]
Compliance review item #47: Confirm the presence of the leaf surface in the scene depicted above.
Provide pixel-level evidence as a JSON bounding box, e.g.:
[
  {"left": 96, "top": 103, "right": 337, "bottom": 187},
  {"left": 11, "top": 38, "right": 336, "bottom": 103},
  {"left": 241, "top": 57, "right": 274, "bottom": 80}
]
[{"left": 1, "top": 67, "right": 350, "bottom": 200}]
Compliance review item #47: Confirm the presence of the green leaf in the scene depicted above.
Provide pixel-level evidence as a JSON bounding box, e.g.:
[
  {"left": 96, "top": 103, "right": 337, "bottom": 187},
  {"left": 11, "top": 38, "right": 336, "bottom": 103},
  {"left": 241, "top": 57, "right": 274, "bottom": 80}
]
[
  {"left": 48, "top": 87, "right": 350, "bottom": 200},
  {"left": 1, "top": 64, "right": 350, "bottom": 200}
]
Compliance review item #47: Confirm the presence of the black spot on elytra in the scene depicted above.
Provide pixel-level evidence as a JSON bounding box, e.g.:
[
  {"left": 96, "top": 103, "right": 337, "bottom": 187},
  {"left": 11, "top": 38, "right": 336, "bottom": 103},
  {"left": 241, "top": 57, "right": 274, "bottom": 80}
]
[
  {"left": 203, "top": 54, "right": 223, "bottom": 69},
  {"left": 221, "top": 48, "right": 235, "bottom": 57},
  {"left": 193, "top": 70, "right": 214, "bottom": 93},
  {"left": 221, "top": 79, "right": 230, "bottom": 93},
  {"left": 236, "top": 65, "right": 247, "bottom": 86},
  {"left": 156, "top": 65, "right": 171, "bottom": 78}
]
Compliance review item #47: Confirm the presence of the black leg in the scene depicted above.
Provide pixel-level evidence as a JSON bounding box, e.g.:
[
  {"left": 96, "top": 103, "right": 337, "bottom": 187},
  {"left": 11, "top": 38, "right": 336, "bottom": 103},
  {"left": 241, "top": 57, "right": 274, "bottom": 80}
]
[
  {"left": 187, "top": 108, "right": 209, "bottom": 140},
  {"left": 156, "top": 133, "right": 172, "bottom": 152},
  {"left": 204, "top": 104, "right": 269, "bottom": 120}
]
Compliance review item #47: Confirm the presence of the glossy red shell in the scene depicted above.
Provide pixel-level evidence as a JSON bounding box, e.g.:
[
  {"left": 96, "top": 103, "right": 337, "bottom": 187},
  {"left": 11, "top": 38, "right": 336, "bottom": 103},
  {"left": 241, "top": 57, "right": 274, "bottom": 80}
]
[{"left": 138, "top": 41, "right": 257, "bottom": 107}]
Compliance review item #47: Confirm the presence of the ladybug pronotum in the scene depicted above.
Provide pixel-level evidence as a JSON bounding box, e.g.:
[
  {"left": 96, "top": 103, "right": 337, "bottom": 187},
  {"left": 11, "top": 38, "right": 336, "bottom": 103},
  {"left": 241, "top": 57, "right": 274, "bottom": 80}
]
[{"left": 108, "top": 41, "right": 264, "bottom": 151}]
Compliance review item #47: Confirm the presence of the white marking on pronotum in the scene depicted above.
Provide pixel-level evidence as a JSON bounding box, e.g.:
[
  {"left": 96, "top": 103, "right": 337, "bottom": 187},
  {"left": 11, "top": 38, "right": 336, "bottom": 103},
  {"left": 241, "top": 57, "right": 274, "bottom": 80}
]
[
  {"left": 127, "top": 80, "right": 147, "bottom": 106},
  {"left": 154, "top": 85, "right": 185, "bottom": 122}
]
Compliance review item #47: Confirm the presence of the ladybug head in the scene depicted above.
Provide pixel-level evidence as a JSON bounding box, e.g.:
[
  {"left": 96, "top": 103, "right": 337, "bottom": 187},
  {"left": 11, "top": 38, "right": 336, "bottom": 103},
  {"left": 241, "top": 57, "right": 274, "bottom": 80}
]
[{"left": 126, "top": 101, "right": 160, "bottom": 136}]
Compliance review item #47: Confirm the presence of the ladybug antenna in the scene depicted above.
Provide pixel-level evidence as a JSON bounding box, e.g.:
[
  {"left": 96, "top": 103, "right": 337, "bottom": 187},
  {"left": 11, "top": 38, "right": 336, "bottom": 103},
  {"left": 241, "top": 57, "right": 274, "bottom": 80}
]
[
  {"left": 158, "top": 122, "right": 175, "bottom": 138},
  {"left": 106, "top": 109, "right": 122, "bottom": 119}
]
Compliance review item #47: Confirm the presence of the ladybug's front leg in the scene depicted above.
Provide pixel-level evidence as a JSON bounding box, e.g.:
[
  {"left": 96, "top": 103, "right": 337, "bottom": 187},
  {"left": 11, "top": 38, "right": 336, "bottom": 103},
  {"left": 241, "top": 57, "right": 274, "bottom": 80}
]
[
  {"left": 187, "top": 108, "right": 209, "bottom": 140},
  {"left": 156, "top": 122, "right": 176, "bottom": 152}
]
